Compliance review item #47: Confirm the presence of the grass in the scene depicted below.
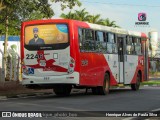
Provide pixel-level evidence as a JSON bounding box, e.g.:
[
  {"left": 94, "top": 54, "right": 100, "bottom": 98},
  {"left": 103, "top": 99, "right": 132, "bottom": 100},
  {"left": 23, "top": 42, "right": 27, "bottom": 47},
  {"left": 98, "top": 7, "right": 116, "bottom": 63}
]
[{"left": 141, "top": 80, "right": 160, "bottom": 86}]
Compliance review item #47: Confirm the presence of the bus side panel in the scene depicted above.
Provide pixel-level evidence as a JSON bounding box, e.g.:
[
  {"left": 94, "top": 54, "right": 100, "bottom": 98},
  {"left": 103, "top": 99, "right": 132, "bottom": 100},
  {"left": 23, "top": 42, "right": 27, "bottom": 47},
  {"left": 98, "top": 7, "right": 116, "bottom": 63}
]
[
  {"left": 79, "top": 53, "right": 118, "bottom": 86},
  {"left": 21, "top": 22, "right": 25, "bottom": 62},
  {"left": 130, "top": 55, "right": 144, "bottom": 84},
  {"left": 141, "top": 33, "right": 149, "bottom": 81},
  {"left": 70, "top": 22, "right": 80, "bottom": 73},
  {"left": 80, "top": 53, "right": 97, "bottom": 86},
  {"left": 139, "top": 55, "right": 145, "bottom": 82},
  {"left": 73, "top": 21, "right": 118, "bottom": 87}
]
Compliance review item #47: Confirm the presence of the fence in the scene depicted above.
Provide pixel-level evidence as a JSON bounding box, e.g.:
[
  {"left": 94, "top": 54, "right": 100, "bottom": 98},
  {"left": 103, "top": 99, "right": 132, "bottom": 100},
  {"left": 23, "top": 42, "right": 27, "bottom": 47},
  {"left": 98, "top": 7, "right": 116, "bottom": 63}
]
[
  {"left": 0, "top": 49, "right": 5, "bottom": 82},
  {"left": 0, "top": 48, "right": 20, "bottom": 82}
]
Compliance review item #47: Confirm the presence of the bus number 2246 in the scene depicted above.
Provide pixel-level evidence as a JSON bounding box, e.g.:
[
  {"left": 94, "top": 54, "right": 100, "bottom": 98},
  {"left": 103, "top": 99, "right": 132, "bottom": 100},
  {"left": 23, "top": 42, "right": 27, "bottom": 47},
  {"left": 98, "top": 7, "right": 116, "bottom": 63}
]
[{"left": 26, "top": 54, "right": 43, "bottom": 59}]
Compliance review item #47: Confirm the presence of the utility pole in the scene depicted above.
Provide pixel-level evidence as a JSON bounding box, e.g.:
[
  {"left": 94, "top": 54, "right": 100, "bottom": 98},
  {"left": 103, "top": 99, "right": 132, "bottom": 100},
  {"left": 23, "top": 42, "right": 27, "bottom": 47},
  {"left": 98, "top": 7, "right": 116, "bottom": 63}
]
[{"left": 3, "top": 15, "right": 9, "bottom": 80}]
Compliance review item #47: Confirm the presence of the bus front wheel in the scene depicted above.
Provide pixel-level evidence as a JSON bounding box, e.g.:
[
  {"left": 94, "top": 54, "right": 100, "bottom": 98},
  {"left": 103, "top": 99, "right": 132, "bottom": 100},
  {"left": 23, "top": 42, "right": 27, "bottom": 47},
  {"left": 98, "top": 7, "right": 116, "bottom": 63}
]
[
  {"left": 131, "top": 73, "right": 141, "bottom": 91},
  {"left": 53, "top": 85, "right": 72, "bottom": 96}
]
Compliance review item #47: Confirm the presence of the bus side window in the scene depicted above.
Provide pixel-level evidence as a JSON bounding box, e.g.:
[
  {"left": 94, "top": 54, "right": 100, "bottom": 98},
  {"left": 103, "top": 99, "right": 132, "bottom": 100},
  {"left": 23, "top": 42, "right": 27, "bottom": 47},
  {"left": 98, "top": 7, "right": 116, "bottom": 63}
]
[
  {"left": 83, "top": 29, "right": 95, "bottom": 51},
  {"left": 78, "top": 28, "right": 84, "bottom": 51},
  {"left": 107, "top": 33, "right": 117, "bottom": 54},
  {"left": 113, "top": 34, "right": 117, "bottom": 54},
  {"left": 126, "top": 36, "right": 134, "bottom": 55},
  {"left": 95, "top": 31, "right": 106, "bottom": 52},
  {"left": 107, "top": 33, "right": 112, "bottom": 53},
  {"left": 141, "top": 37, "right": 146, "bottom": 55},
  {"left": 134, "top": 37, "right": 142, "bottom": 55}
]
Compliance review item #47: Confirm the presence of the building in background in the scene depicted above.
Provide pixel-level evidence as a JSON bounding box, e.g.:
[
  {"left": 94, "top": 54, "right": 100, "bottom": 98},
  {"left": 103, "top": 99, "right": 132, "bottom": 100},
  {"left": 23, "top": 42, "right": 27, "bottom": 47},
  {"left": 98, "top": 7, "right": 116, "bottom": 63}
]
[
  {"left": 148, "top": 31, "right": 158, "bottom": 56},
  {"left": 148, "top": 31, "right": 160, "bottom": 72}
]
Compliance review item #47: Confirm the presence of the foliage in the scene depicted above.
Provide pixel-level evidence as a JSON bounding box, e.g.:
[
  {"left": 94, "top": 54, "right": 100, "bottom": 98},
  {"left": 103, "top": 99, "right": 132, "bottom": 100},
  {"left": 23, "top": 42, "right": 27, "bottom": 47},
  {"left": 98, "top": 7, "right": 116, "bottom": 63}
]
[
  {"left": 51, "top": 0, "right": 81, "bottom": 10},
  {"left": 101, "top": 18, "right": 120, "bottom": 28},
  {"left": 60, "top": 8, "right": 120, "bottom": 28},
  {"left": 0, "top": 0, "right": 53, "bottom": 35},
  {"left": 60, "top": 8, "right": 90, "bottom": 21},
  {"left": 74, "top": 8, "right": 90, "bottom": 21},
  {"left": 141, "top": 79, "right": 160, "bottom": 85},
  {"left": 87, "top": 14, "right": 103, "bottom": 24},
  {"left": 0, "top": 0, "right": 81, "bottom": 35},
  {"left": 0, "top": 0, "right": 5, "bottom": 11},
  {"left": 60, "top": 11, "right": 76, "bottom": 19}
]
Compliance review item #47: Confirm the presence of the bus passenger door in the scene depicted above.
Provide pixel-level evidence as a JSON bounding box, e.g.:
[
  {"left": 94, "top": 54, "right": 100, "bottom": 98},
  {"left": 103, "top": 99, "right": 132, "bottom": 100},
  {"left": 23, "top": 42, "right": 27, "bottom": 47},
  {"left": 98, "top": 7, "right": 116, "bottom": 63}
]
[
  {"left": 124, "top": 37, "right": 141, "bottom": 84},
  {"left": 117, "top": 36, "right": 125, "bottom": 83}
]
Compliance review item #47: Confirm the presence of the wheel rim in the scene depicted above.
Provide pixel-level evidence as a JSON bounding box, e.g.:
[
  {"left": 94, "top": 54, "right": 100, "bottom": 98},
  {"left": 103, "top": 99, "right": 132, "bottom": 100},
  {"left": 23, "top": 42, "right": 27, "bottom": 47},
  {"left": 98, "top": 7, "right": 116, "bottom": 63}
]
[{"left": 105, "top": 80, "right": 109, "bottom": 91}]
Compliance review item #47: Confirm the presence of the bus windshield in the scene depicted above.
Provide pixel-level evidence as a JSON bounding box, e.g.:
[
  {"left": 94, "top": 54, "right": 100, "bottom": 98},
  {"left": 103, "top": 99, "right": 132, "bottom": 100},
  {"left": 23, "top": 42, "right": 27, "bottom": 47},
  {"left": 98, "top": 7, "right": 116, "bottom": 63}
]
[{"left": 24, "top": 24, "right": 69, "bottom": 50}]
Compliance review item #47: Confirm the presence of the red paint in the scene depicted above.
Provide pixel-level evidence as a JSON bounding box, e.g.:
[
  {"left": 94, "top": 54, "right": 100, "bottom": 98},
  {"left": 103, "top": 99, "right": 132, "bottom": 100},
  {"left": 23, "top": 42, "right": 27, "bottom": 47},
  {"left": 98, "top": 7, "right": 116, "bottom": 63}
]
[
  {"left": 79, "top": 52, "right": 118, "bottom": 86},
  {"left": 141, "top": 32, "right": 147, "bottom": 38},
  {"left": 130, "top": 56, "right": 145, "bottom": 84},
  {"left": 21, "top": 19, "right": 148, "bottom": 87}
]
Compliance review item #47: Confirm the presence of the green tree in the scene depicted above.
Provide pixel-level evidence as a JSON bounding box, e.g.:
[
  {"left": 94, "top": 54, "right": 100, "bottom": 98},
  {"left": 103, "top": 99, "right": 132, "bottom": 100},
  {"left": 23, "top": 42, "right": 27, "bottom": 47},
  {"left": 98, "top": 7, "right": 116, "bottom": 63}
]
[
  {"left": 60, "top": 11, "right": 76, "bottom": 19},
  {"left": 51, "top": 0, "right": 81, "bottom": 10},
  {"left": 60, "top": 8, "right": 90, "bottom": 21},
  {"left": 74, "top": 8, "right": 90, "bottom": 21},
  {"left": 60, "top": 9, "right": 120, "bottom": 28},
  {"left": 0, "top": 0, "right": 81, "bottom": 80},
  {"left": 87, "top": 14, "right": 103, "bottom": 24},
  {"left": 0, "top": 0, "right": 81, "bottom": 36},
  {"left": 101, "top": 18, "right": 120, "bottom": 28},
  {"left": 0, "top": 0, "right": 55, "bottom": 36},
  {"left": 0, "top": 0, "right": 5, "bottom": 11}
]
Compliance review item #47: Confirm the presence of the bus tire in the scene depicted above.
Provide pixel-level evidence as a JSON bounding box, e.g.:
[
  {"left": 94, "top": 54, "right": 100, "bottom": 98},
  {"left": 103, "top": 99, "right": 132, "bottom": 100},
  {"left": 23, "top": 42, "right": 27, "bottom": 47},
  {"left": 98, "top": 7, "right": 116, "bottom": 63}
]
[
  {"left": 131, "top": 73, "right": 140, "bottom": 91},
  {"left": 92, "top": 87, "right": 98, "bottom": 95},
  {"left": 97, "top": 73, "right": 110, "bottom": 95},
  {"left": 53, "top": 85, "right": 72, "bottom": 96}
]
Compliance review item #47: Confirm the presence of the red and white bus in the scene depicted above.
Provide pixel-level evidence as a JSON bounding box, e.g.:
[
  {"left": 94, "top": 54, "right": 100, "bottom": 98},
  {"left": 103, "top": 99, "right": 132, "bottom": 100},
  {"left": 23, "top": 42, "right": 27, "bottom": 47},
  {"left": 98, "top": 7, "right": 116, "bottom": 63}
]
[{"left": 21, "top": 19, "right": 149, "bottom": 95}]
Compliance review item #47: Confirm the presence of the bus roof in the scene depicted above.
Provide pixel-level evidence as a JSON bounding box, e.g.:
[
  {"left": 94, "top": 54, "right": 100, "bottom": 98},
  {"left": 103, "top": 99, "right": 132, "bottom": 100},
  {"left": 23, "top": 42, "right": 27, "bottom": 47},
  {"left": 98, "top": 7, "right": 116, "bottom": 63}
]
[{"left": 22, "top": 19, "right": 147, "bottom": 38}]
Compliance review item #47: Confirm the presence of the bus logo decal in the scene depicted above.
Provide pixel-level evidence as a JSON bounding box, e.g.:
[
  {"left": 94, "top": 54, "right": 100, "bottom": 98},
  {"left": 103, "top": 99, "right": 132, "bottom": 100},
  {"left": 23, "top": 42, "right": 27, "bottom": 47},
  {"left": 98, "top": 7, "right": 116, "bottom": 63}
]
[{"left": 81, "top": 60, "right": 88, "bottom": 66}]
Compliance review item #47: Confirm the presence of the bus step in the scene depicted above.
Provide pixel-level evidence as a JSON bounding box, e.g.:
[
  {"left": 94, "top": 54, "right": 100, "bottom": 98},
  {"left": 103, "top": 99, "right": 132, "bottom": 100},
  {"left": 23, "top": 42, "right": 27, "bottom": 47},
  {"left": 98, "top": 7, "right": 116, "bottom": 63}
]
[{"left": 118, "top": 84, "right": 124, "bottom": 87}]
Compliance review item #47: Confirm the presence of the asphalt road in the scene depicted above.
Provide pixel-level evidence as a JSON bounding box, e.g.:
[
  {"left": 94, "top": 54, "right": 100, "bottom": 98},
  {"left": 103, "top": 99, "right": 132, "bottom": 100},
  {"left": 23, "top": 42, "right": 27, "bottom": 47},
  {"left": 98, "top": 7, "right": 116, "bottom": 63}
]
[{"left": 0, "top": 86, "right": 160, "bottom": 120}]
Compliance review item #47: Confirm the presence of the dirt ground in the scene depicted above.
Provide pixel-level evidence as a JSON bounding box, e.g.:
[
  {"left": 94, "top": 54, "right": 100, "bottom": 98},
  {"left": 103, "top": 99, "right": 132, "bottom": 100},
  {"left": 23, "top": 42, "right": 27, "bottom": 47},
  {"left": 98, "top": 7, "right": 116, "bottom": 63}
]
[{"left": 0, "top": 81, "right": 53, "bottom": 97}]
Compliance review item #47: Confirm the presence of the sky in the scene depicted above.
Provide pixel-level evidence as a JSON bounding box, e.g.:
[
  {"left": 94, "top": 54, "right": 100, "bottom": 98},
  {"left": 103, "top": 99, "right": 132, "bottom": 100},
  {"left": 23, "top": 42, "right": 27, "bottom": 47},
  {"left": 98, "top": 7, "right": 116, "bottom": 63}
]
[{"left": 51, "top": 0, "right": 160, "bottom": 38}]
